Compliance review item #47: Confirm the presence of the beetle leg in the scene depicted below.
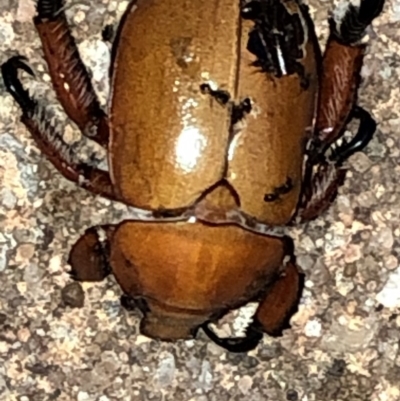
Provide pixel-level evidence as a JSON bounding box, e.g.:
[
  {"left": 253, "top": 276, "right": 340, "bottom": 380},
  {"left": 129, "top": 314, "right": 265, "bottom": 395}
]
[
  {"left": 68, "top": 225, "right": 115, "bottom": 282},
  {"left": 329, "top": 106, "right": 376, "bottom": 164},
  {"left": 297, "top": 162, "right": 347, "bottom": 223},
  {"left": 313, "top": 0, "right": 384, "bottom": 151},
  {"left": 252, "top": 260, "right": 304, "bottom": 336},
  {"left": 1, "top": 56, "right": 117, "bottom": 200},
  {"left": 202, "top": 254, "right": 304, "bottom": 352},
  {"left": 299, "top": 106, "right": 376, "bottom": 222},
  {"left": 33, "top": 0, "right": 109, "bottom": 147}
]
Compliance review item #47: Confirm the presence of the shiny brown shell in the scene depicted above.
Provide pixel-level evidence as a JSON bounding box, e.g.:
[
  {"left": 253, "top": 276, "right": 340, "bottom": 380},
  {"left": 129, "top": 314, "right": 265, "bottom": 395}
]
[
  {"left": 110, "top": 220, "right": 286, "bottom": 339},
  {"left": 110, "top": 0, "right": 319, "bottom": 224}
]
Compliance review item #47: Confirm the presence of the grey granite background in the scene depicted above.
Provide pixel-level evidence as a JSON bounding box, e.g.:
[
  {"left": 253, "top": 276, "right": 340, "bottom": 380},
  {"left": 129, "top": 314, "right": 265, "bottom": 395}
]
[{"left": 0, "top": 0, "right": 399, "bottom": 400}]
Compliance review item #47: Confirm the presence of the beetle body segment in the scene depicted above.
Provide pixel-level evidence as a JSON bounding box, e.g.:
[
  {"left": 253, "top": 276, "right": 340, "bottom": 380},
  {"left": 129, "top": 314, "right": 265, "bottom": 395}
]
[
  {"left": 227, "top": 15, "right": 320, "bottom": 224},
  {"left": 110, "top": 0, "right": 240, "bottom": 210},
  {"left": 110, "top": 0, "right": 317, "bottom": 226},
  {"left": 110, "top": 220, "right": 286, "bottom": 340}
]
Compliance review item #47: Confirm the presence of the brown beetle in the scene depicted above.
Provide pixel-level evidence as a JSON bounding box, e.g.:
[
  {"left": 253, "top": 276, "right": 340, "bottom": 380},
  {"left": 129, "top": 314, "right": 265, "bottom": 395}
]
[{"left": 1, "top": 0, "right": 384, "bottom": 352}]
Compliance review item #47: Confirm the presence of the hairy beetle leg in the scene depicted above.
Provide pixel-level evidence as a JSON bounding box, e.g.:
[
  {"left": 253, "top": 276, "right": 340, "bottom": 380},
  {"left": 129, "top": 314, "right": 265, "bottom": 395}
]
[
  {"left": 298, "top": 0, "right": 385, "bottom": 222},
  {"left": 1, "top": 56, "right": 117, "bottom": 200},
  {"left": 329, "top": 106, "right": 376, "bottom": 164},
  {"left": 299, "top": 106, "right": 376, "bottom": 222},
  {"left": 202, "top": 260, "right": 304, "bottom": 353},
  {"left": 314, "top": 0, "right": 384, "bottom": 148},
  {"left": 297, "top": 163, "right": 347, "bottom": 223},
  {"left": 68, "top": 225, "right": 114, "bottom": 282},
  {"left": 34, "top": 0, "right": 109, "bottom": 147}
]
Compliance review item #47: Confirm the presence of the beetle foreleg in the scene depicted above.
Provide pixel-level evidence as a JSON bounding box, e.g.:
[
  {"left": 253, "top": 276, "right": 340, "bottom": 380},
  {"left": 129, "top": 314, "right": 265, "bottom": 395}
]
[
  {"left": 33, "top": 0, "right": 109, "bottom": 147},
  {"left": 1, "top": 56, "right": 117, "bottom": 200},
  {"left": 202, "top": 256, "right": 304, "bottom": 353},
  {"left": 68, "top": 225, "right": 114, "bottom": 282},
  {"left": 252, "top": 260, "right": 304, "bottom": 337}
]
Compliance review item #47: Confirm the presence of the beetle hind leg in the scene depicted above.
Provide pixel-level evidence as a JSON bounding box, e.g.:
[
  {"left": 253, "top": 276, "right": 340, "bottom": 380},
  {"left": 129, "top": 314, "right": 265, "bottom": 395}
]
[
  {"left": 314, "top": 0, "right": 383, "bottom": 149},
  {"left": 33, "top": 0, "right": 109, "bottom": 147},
  {"left": 202, "top": 260, "right": 304, "bottom": 352},
  {"left": 298, "top": 106, "right": 376, "bottom": 222},
  {"left": 1, "top": 56, "right": 117, "bottom": 200},
  {"left": 299, "top": 0, "right": 384, "bottom": 222},
  {"left": 329, "top": 106, "right": 376, "bottom": 164}
]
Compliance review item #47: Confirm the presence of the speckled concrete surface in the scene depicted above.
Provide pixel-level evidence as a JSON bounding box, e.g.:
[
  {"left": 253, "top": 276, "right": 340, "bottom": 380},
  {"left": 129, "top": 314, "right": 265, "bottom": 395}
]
[{"left": 0, "top": 0, "right": 399, "bottom": 400}]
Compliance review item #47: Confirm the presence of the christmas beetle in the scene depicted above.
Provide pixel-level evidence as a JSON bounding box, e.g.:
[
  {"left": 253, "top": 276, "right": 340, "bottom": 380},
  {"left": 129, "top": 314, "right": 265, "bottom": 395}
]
[{"left": 1, "top": 0, "right": 384, "bottom": 351}]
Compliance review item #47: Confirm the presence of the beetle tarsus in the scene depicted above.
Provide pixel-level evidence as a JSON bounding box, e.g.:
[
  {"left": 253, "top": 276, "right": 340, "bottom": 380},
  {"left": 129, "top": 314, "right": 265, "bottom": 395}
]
[
  {"left": 332, "top": 0, "right": 385, "bottom": 44},
  {"left": 329, "top": 106, "right": 376, "bottom": 165},
  {"left": 202, "top": 321, "right": 263, "bottom": 353},
  {"left": 1, "top": 55, "right": 36, "bottom": 115},
  {"left": 36, "top": 0, "right": 64, "bottom": 20}
]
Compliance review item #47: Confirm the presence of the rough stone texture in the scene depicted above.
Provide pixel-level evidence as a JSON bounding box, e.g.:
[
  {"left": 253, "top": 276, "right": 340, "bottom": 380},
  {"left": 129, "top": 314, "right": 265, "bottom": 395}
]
[{"left": 0, "top": 0, "right": 399, "bottom": 400}]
